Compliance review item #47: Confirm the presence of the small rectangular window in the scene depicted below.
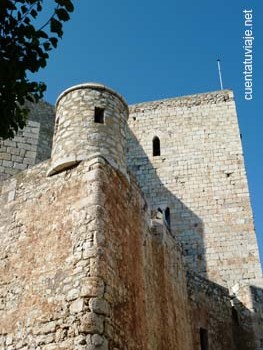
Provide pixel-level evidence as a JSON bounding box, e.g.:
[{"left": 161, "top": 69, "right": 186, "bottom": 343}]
[
  {"left": 165, "top": 207, "right": 171, "bottom": 229},
  {"left": 200, "top": 328, "right": 208, "bottom": 350},
  {"left": 94, "top": 107, "right": 105, "bottom": 124},
  {"left": 54, "top": 116, "right": 60, "bottom": 135}
]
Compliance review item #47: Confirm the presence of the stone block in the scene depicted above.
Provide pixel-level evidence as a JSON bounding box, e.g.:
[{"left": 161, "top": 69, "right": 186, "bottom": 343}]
[
  {"left": 89, "top": 298, "right": 110, "bottom": 316},
  {"left": 66, "top": 288, "right": 80, "bottom": 301},
  {"left": 0, "top": 153, "right": 11, "bottom": 161},
  {"left": 41, "top": 321, "right": 57, "bottom": 334},
  {"left": 70, "top": 298, "right": 85, "bottom": 314},
  {"left": 79, "top": 312, "right": 104, "bottom": 334},
  {"left": 80, "top": 278, "right": 104, "bottom": 298},
  {"left": 91, "top": 334, "right": 108, "bottom": 349}
]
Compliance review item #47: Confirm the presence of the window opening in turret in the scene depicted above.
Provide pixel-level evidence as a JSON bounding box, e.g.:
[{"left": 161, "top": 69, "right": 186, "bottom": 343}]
[
  {"left": 153, "top": 136, "right": 160, "bottom": 156},
  {"left": 165, "top": 207, "right": 171, "bottom": 229},
  {"left": 94, "top": 107, "right": 105, "bottom": 124},
  {"left": 54, "top": 116, "right": 60, "bottom": 135},
  {"left": 200, "top": 328, "right": 209, "bottom": 350}
]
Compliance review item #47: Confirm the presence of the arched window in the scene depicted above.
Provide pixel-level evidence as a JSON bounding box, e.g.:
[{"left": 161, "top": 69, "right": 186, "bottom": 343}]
[
  {"left": 153, "top": 136, "right": 160, "bottom": 156},
  {"left": 165, "top": 207, "right": 170, "bottom": 229}
]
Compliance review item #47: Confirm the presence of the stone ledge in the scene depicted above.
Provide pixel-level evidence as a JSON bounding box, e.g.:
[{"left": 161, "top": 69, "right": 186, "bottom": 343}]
[
  {"left": 56, "top": 82, "right": 128, "bottom": 111},
  {"left": 129, "top": 89, "right": 234, "bottom": 114}
]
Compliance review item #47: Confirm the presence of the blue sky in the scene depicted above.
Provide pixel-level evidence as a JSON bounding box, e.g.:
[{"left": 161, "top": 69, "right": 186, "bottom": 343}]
[{"left": 33, "top": 0, "right": 263, "bottom": 265}]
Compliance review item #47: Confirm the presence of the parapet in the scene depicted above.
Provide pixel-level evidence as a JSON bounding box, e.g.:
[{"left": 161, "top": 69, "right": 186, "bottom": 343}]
[
  {"left": 129, "top": 89, "right": 234, "bottom": 114},
  {"left": 47, "top": 83, "right": 129, "bottom": 177}
]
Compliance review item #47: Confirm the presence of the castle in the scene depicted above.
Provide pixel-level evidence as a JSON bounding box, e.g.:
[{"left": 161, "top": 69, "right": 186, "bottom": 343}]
[{"left": 0, "top": 83, "right": 262, "bottom": 349}]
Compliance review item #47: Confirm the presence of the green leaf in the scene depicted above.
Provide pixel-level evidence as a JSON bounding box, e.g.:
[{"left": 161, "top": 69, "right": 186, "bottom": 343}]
[
  {"left": 0, "top": 0, "right": 75, "bottom": 139},
  {"left": 37, "top": 30, "right": 48, "bottom": 39},
  {"left": 25, "top": 95, "right": 35, "bottom": 103},
  {"left": 21, "top": 5, "right": 27, "bottom": 14},
  {"left": 17, "top": 11, "right": 22, "bottom": 21},
  {"left": 55, "top": 8, "right": 70, "bottom": 21},
  {"left": 55, "top": 0, "right": 74, "bottom": 12},
  {"left": 24, "top": 17, "right": 30, "bottom": 25},
  {"left": 38, "top": 58, "right": 47, "bottom": 68},
  {"left": 30, "top": 9, "right": 38, "bottom": 18},
  {"left": 50, "top": 18, "right": 63, "bottom": 37},
  {"left": 37, "top": 1, "right": 42, "bottom": 12},
  {"left": 43, "top": 41, "right": 51, "bottom": 51},
  {"left": 49, "top": 37, "right": 58, "bottom": 48}
]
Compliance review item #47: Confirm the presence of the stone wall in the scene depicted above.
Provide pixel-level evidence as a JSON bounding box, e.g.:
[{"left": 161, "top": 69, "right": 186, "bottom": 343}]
[
  {"left": 1, "top": 89, "right": 261, "bottom": 291},
  {"left": 0, "top": 101, "right": 55, "bottom": 181},
  {"left": 187, "top": 271, "right": 237, "bottom": 350},
  {"left": 95, "top": 158, "right": 193, "bottom": 349},
  {"left": 250, "top": 283, "right": 263, "bottom": 350},
  {"left": 127, "top": 90, "right": 262, "bottom": 289},
  {"left": 0, "top": 156, "right": 192, "bottom": 349},
  {"left": 0, "top": 158, "right": 109, "bottom": 349},
  {"left": 230, "top": 279, "right": 263, "bottom": 350},
  {"left": 0, "top": 155, "right": 244, "bottom": 350},
  {"left": 0, "top": 84, "right": 262, "bottom": 349}
]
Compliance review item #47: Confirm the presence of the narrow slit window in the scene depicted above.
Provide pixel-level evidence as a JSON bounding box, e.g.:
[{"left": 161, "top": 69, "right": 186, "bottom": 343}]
[
  {"left": 232, "top": 307, "right": 239, "bottom": 325},
  {"left": 165, "top": 207, "right": 171, "bottom": 229},
  {"left": 54, "top": 116, "right": 60, "bottom": 135},
  {"left": 153, "top": 136, "right": 160, "bottom": 156},
  {"left": 94, "top": 107, "right": 105, "bottom": 124},
  {"left": 200, "top": 328, "right": 209, "bottom": 350}
]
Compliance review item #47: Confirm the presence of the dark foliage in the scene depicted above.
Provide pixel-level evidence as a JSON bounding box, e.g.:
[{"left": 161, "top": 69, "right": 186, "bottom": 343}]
[{"left": 0, "top": 0, "right": 74, "bottom": 139}]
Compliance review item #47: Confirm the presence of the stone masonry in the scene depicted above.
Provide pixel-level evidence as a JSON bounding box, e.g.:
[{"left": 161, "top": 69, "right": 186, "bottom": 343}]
[
  {"left": 0, "top": 101, "right": 55, "bottom": 181},
  {"left": 127, "top": 91, "right": 262, "bottom": 289},
  {"left": 0, "top": 83, "right": 262, "bottom": 349}
]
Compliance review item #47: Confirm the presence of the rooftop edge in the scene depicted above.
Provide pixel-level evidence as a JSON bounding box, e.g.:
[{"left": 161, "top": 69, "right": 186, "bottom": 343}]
[
  {"left": 129, "top": 89, "right": 234, "bottom": 111},
  {"left": 56, "top": 82, "right": 128, "bottom": 110}
]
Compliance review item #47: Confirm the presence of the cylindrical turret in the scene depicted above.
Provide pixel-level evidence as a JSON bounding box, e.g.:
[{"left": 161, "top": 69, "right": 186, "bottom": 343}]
[{"left": 47, "top": 83, "right": 129, "bottom": 176}]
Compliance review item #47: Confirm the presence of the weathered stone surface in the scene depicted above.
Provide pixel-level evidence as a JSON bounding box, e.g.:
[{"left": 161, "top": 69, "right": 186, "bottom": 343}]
[
  {"left": 89, "top": 298, "right": 110, "bottom": 316},
  {"left": 66, "top": 289, "right": 80, "bottom": 301},
  {"left": 80, "top": 278, "right": 104, "bottom": 298},
  {"left": 128, "top": 90, "right": 262, "bottom": 289},
  {"left": 41, "top": 321, "right": 57, "bottom": 335},
  {"left": 47, "top": 83, "right": 128, "bottom": 177},
  {"left": 0, "top": 101, "right": 54, "bottom": 181},
  {"left": 91, "top": 334, "right": 108, "bottom": 350},
  {"left": 79, "top": 312, "right": 104, "bottom": 334},
  {"left": 0, "top": 84, "right": 262, "bottom": 349},
  {"left": 69, "top": 298, "right": 85, "bottom": 314}
]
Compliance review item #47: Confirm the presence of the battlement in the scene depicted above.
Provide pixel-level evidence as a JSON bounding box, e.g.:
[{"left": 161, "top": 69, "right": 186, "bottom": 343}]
[
  {"left": 129, "top": 89, "right": 234, "bottom": 114},
  {"left": 56, "top": 82, "right": 128, "bottom": 110}
]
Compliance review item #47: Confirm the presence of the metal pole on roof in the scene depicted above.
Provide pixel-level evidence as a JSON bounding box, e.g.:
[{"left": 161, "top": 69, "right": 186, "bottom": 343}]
[{"left": 217, "top": 59, "right": 224, "bottom": 90}]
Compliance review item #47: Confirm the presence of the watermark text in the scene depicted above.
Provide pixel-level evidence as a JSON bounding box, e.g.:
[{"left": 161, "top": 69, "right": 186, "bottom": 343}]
[{"left": 243, "top": 9, "right": 254, "bottom": 101}]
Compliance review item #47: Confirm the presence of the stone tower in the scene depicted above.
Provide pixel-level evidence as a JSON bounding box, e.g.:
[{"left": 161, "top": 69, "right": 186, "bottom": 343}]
[
  {"left": 47, "top": 83, "right": 128, "bottom": 177},
  {"left": 0, "top": 84, "right": 195, "bottom": 349},
  {"left": 0, "top": 84, "right": 262, "bottom": 350},
  {"left": 127, "top": 90, "right": 262, "bottom": 290}
]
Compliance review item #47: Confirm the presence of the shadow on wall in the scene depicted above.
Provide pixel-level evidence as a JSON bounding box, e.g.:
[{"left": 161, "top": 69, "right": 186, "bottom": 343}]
[
  {"left": 250, "top": 285, "right": 263, "bottom": 349},
  {"left": 231, "top": 284, "right": 263, "bottom": 350},
  {"left": 27, "top": 101, "right": 55, "bottom": 163},
  {"left": 127, "top": 128, "right": 207, "bottom": 277}
]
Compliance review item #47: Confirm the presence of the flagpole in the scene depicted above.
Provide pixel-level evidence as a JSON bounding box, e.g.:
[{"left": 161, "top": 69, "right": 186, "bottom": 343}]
[{"left": 217, "top": 59, "right": 223, "bottom": 90}]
